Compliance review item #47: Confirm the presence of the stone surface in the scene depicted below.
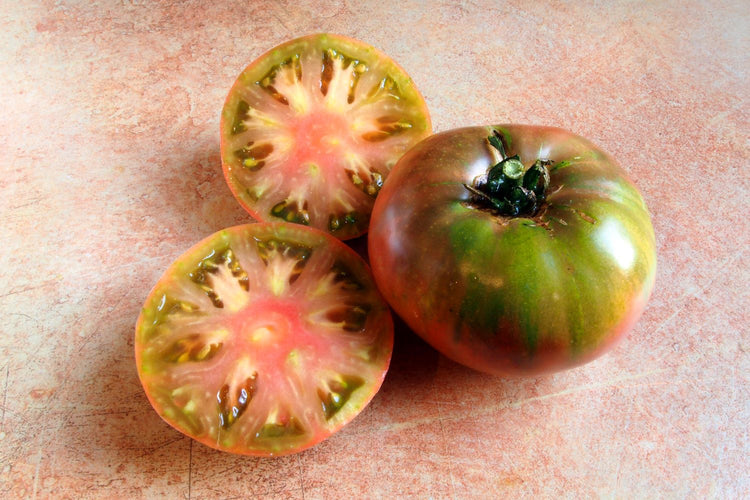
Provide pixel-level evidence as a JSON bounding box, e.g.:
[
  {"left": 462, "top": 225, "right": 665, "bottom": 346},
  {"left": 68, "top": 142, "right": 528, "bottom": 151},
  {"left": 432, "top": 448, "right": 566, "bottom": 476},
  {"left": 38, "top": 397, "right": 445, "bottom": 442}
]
[{"left": 1, "top": 1, "right": 748, "bottom": 498}]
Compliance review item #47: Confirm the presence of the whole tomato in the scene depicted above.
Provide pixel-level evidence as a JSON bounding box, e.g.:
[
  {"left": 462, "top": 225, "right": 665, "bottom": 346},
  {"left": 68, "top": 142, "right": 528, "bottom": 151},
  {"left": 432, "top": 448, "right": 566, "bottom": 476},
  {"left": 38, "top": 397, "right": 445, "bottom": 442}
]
[{"left": 368, "top": 125, "right": 656, "bottom": 376}]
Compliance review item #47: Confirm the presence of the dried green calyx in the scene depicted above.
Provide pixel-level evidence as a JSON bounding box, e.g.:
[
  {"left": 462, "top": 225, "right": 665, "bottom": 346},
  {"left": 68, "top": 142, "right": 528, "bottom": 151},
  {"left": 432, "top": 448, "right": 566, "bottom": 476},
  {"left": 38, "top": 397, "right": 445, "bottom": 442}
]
[{"left": 465, "top": 130, "right": 551, "bottom": 217}]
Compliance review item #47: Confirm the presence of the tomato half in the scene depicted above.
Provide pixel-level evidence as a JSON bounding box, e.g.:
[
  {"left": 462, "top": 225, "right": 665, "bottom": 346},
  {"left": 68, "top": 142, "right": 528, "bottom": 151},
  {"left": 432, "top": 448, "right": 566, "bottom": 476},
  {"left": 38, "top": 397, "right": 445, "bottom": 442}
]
[
  {"left": 135, "top": 223, "right": 393, "bottom": 456},
  {"left": 220, "top": 34, "right": 432, "bottom": 240},
  {"left": 368, "top": 125, "right": 656, "bottom": 376}
]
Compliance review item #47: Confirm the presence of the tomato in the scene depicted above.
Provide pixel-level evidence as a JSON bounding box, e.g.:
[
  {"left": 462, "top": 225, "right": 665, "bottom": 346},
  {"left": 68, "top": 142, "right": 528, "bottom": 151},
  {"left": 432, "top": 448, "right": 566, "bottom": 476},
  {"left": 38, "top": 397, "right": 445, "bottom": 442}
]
[
  {"left": 368, "top": 125, "right": 656, "bottom": 376},
  {"left": 135, "top": 223, "right": 393, "bottom": 456},
  {"left": 220, "top": 34, "right": 432, "bottom": 240}
]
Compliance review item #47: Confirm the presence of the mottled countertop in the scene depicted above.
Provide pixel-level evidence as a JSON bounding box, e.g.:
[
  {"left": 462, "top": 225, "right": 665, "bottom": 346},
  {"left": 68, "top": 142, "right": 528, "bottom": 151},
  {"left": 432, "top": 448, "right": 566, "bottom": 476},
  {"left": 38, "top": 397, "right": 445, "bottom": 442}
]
[{"left": 1, "top": 1, "right": 748, "bottom": 498}]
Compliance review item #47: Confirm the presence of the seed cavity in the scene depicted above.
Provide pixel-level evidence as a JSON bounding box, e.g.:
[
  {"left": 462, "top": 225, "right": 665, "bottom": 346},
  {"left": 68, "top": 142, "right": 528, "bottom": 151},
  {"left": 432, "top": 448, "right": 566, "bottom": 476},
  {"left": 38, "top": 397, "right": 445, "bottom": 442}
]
[
  {"left": 255, "top": 238, "right": 312, "bottom": 285},
  {"left": 328, "top": 211, "right": 360, "bottom": 233},
  {"left": 256, "top": 54, "right": 302, "bottom": 106},
  {"left": 346, "top": 168, "right": 383, "bottom": 196},
  {"left": 164, "top": 333, "right": 222, "bottom": 364},
  {"left": 320, "top": 48, "right": 367, "bottom": 102},
  {"left": 348, "top": 61, "right": 367, "bottom": 103},
  {"left": 168, "top": 387, "right": 204, "bottom": 434},
  {"left": 270, "top": 200, "right": 310, "bottom": 225},
  {"left": 231, "top": 100, "right": 250, "bottom": 135},
  {"left": 367, "top": 75, "right": 402, "bottom": 100},
  {"left": 320, "top": 49, "right": 335, "bottom": 96},
  {"left": 330, "top": 260, "right": 364, "bottom": 290},
  {"left": 188, "top": 246, "right": 250, "bottom": 307},
  {"left": 325, "top": 303, "right": 371, "bottom": 332},
  {"left": 256, "top": 417, "right": 305, "bottom": 439},
  {"left": 318, "top": 375, "right": 365, "bottom": 420},
  {"left": 234, "top": 142, "right": 274, "bottom": 171},
  {"left": 362, "top": 115, "right": 413, "bottom": 142},
  {"left": 151, "top": 295, "right": 199, "bottom": 328},
  {"left": 217, "top": 372, "right": 258, "bottom": 430}
]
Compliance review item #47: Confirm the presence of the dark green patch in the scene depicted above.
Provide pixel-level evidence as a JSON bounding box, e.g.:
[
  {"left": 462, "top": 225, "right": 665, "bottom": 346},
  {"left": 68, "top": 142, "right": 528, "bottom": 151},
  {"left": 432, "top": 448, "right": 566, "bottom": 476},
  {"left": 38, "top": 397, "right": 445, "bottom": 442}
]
[
  {"left": 328, "top": 211, "right": 359, "bottom": 232},
  {"left": 164, "top": 333, "right": 222, "bottom": 363},
  {"left": 256, "top": 53, "right": 301, "bottom": 105},
  {"left": 254, "top": 237, "right": 312, "bottom": 285},
  {"left": 367, "top": 74, "right": 402, "bottom": 100},
  {"left": 318, "top": 375, "right": 365, "bottom": 420},
  {"left": 148, "top": 295, "right": 199, "bottom": 328},
  {"left": 234, "top": 142, "right": 274, "bottom": 171},
  {"left": 270, "top": 200, "right": 310, "bottom": 225},
  {"left": 325, "top": 303, "right": 371, "bottom": 332},
  {"left": 330, "top": 260, "right": 364, "bottom": 290},
  {"left": 231, "top": 100, "right": 250, "bottom": 135},
  {"left": 256, "top": 417, "right": 305, "bottom": 439},
  {"left": 188, "top": 246, "right": 249, "bottom": 308}
]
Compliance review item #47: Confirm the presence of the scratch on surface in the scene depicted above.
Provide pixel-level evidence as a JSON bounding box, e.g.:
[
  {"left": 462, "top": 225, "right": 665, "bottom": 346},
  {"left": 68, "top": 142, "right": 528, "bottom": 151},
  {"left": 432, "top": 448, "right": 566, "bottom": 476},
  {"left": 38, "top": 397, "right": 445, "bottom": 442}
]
[
  {"left": 7, "top": 313, "right": 40, "bottom": 326},
  {"left": 296, "top": 453, "right": 305, "bottom": 500},
  {"left": 0, "top": 282, "right": 56, "bottom": 300},
  {"left": 187, "top": 439, "right": 193, "bottom": 500},
  {"left": 134, "top": 436, "right": 185, "bottom": 459},
  {"left": 10, "top": 197, "right": 42, "bottom": 210},
  {"left": 376, "top": 412, "right": 445, "bottom": 434},
  {"left": 436, "top": 402, "right": 458, "bottom": 499},
  {"left": 31, "top": 449, "right": 42, "bottom": 500},
  {"left": 507, "top": 369, "right": 668, "bottom": 409},
  {"left": 370, "top": 369, "right": 663, "bottom": 435},
  {"left": 268, "top": 6, "right": 293, "bottom": 35},
  {"left": 612, "top": 442, "right": 624, "bottom": 500},
  {"left": 705, "top": 101, "right": 745, "bottom": 129},
  {"left": 648, "top": 248, "right": 745, "bottom": 338},
  {"left": 1, "top": 365, "right": 8, "bottom": 430}
]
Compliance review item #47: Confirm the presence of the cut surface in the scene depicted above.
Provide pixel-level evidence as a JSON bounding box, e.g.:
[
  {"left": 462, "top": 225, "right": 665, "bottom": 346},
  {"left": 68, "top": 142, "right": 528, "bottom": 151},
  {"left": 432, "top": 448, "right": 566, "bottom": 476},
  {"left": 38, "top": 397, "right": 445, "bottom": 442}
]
[
  {"left": 135, "top": 223, "right": 393, "bottom": 456},
  {"left": 220, "top": 33, "right": 432, "bottom": 239}
]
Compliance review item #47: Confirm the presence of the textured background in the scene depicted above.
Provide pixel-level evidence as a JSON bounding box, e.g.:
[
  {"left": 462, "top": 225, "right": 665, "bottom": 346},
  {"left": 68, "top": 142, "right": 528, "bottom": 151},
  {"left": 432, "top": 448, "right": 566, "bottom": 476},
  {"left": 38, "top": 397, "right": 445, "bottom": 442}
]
[{"left": 1, "top": 0, "right": 748, "bottom": 498}]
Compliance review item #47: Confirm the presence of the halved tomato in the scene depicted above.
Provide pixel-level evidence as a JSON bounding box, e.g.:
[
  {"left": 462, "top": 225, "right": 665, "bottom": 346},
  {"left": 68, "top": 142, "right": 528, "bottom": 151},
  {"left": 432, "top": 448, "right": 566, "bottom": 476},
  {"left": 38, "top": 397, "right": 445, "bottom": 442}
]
[
  {"left": 220, "top": 33, "right": 432, "bottom": 240},
  {"left": 135, "top": 223, "right": 393, "bottom": 456}
]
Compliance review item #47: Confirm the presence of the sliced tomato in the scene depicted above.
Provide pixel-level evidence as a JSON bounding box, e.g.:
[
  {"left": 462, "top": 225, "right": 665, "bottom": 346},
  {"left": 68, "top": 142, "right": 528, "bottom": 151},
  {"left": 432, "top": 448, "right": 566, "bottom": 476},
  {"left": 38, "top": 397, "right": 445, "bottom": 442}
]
[
  {"left": 135, "top": 223, "right": 393, "bottom": 456},
  {"left": 220, "top": 33, "right": 432, "bottom": 240}
]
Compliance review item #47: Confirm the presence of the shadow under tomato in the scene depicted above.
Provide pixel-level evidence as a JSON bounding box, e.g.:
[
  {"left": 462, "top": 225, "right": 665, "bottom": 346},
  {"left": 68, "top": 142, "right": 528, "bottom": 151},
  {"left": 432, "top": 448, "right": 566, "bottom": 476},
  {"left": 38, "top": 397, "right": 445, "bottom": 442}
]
[
  {"left": 382, "top": 310, "right": 560, "bottom": 419},
  {"left": 344, "top": 233, "right": 370, "bottom": 263},
  {"left": 384, "top": 314, "right": 441, "bottom": 383}
]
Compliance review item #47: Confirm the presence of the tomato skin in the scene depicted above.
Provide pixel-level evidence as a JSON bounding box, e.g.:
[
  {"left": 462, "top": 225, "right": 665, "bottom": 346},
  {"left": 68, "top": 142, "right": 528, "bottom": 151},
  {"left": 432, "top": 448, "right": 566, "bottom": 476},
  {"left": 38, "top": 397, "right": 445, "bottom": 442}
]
[
  {"left": 135, "top": 223, "right": 393, "bottom": 456},
  {"left": 368, "top": 125, "right": 656, "bottom": 376}
]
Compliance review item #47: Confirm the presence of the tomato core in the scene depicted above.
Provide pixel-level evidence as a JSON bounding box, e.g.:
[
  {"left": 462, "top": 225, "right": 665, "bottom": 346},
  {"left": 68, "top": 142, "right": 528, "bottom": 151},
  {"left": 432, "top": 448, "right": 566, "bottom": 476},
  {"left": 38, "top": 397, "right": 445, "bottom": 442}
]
[{"left": 287, "top": 109, "right": 352, "bottom": 172}]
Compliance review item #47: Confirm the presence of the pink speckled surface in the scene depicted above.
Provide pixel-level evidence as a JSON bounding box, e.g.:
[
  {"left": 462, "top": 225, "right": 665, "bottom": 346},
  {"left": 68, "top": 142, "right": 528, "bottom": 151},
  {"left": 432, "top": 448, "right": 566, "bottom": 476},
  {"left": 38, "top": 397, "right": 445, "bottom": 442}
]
[{"left": 1, "top": 1, "right": 748, "bottom": 498}]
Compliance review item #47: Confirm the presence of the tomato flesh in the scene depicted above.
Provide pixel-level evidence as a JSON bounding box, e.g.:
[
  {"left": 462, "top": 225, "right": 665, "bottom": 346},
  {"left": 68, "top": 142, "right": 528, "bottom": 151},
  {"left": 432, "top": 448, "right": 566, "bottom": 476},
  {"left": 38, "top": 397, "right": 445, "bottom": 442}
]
[
  {"left": 368, "top": 125, "right": 657, "bottom": 376},
  {"left": 221, "top": 34, "right": 432, "bottom": 239},
  {"left": 135, "top": 223, "right": 393, "bottom": 455}
]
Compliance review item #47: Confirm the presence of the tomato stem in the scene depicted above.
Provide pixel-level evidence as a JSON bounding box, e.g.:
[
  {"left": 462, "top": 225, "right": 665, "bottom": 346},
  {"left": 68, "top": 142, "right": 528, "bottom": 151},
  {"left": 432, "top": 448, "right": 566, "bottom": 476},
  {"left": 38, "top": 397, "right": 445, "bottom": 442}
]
[{"left": 465, "top": 133, "right": 551, "bottom": 217}]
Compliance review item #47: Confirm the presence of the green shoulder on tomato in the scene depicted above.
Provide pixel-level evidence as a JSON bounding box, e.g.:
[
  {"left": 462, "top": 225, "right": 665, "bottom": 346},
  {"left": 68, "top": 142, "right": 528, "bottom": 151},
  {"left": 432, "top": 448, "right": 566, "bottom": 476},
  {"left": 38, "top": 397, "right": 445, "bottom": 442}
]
[{"left": 368, "top": 125, "right": 656, "bottom": 376}]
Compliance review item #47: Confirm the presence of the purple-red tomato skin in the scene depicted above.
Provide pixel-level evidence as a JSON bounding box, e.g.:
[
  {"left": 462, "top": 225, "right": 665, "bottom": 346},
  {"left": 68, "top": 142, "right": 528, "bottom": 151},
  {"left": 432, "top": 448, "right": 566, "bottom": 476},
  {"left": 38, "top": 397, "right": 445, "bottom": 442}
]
[{"left": 368, "top": 125, "right": 657, "bottom": 376}]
